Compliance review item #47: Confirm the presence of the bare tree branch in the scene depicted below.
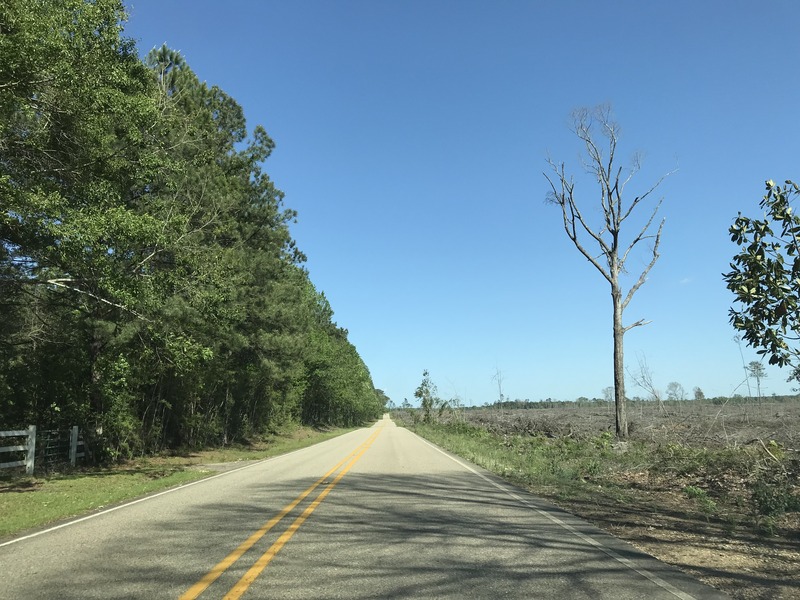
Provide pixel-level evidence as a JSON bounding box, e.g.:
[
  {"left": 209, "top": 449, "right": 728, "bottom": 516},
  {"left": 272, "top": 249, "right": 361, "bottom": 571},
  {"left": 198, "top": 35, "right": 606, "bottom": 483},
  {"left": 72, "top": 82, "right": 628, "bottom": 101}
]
[
  {"left": 544, "top": 162, "right": 612, "bottom": 284},
  {"left": 620, "top": 169, "right": 677, "bottom": 224},
  {"left": 620, "top": 199, "right": 664, "bottom": 268},
  {"left": 45, "top": 278, "right": 148, "bottom": 320},
  {"left": 623, "top": 216, "right": 665, "bottom": 312},
  {"left": 623, "top": 318, "right": 652, "bottom": 333}
]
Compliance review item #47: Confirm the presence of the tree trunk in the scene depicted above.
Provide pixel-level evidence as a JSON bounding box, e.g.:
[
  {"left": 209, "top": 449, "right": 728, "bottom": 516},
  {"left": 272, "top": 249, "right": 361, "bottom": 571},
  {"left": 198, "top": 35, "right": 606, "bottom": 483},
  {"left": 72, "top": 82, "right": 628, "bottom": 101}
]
[
  {"left": 612, "top": 285, "right": 629, "bottom": 438},
  {"left": 89, "top": 329, "right": 104, "bottom": 421}
]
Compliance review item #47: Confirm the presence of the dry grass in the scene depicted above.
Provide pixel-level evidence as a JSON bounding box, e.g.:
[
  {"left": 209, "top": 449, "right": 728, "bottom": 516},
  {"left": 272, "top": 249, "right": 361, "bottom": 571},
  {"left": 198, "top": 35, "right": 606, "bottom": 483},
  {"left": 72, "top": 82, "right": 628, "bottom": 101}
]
[{"left": 396, "top": 399, "right": 800, "bottom": 600}]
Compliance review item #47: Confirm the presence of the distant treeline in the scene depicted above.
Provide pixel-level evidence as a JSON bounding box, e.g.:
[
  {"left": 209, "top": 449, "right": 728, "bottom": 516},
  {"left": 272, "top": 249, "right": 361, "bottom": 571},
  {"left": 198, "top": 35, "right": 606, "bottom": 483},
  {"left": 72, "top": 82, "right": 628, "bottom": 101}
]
[
  {"left": 395, "top": 395, "right": 800, "bottom": 412},
  {"left": 0, "top": 0, "right": 385, "bottom": 460}
]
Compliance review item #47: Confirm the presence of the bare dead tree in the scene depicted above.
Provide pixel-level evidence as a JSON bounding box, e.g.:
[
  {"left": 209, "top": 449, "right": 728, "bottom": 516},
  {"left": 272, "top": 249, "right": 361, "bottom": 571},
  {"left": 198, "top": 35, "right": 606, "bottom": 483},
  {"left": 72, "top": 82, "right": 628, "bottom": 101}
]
[
  {"left": 629, "top": 355, "right": 668, "bottom": 416},
  {"left": 544, "top": 105, "right": 673, "bottom": 438}
]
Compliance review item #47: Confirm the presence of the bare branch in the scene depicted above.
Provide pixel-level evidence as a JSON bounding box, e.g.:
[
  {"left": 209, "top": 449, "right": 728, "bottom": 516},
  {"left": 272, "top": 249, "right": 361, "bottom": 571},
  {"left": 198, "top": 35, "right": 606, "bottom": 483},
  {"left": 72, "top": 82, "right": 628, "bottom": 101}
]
[
  {"left": 627, "top": 354, "right": 668, "bottom": 415},
  {"left": 620, "top": 199, "right": 664, "bottom": 267},
  {"left": 620, "top": 169, "right": 677, "bottom": 224},
  {"left": 623, "top": 318, "right": 652, "bottom": 333},
  {"left": 617, "top": 153, "right": 641, "bottom": 198},
  {"left": 544, "top": 162, "right": 612, "bottom": 283},
  {"left": 0, "top": 76, "right": 57, "bottom": 90},
  {"left": 46, "top": 278, "right": 149, "bottom": 320},
  {"left": 622, "top": 216, "right": 665, "bottom": 312}
]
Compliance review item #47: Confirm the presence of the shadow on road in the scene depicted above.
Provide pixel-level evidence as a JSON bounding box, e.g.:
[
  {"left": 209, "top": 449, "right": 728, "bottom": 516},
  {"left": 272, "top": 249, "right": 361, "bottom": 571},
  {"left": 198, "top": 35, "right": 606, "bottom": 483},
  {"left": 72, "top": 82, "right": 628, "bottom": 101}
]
[{"left": 26, "top": 469, "right": 740, "bottom": 599}]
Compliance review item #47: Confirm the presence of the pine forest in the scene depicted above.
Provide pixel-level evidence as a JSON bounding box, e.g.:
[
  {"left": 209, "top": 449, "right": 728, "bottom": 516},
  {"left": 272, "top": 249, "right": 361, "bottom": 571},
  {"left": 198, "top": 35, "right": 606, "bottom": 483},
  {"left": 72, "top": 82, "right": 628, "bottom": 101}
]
[{"left": 0, "top": 0, "right": 386, "bottom": 461}]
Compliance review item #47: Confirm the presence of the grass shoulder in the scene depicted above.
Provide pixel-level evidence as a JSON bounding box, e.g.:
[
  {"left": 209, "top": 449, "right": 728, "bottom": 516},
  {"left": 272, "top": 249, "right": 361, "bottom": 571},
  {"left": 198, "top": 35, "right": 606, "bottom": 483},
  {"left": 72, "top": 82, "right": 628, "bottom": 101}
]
[{"left": 0, "top": 424, "right": 356, "bottom": 539}]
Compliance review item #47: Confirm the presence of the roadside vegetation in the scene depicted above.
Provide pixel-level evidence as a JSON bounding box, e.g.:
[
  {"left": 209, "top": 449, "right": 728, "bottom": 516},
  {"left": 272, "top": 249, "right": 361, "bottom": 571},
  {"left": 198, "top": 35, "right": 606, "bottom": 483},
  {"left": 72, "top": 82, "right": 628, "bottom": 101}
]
[
  {"left": 0, "top": 424, "right": 353, "bottom": 538},
  {"left": 393, "top": 395, "right": 800, "bottom": 599},
  {"left": 398, "top": 402, "right": 799, "bottom": 534}
]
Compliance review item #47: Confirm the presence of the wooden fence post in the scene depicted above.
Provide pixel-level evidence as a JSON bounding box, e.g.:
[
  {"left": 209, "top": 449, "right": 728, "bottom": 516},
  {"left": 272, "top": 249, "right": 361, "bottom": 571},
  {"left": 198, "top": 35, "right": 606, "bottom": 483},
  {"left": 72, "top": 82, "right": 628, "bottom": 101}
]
[
  {"left": 69, "top": 426, "right": 79, "bottom": 467},
  {"left": 25, "top": 425, "right": 36, "bottom": 475}
]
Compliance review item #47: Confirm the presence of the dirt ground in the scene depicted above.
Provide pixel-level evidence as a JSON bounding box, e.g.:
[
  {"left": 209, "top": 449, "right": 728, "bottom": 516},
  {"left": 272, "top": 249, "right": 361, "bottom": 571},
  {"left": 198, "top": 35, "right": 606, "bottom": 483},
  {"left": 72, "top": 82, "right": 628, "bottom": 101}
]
[
  {"left": 458, "top": 402, "right": 800, "bottom": 600},
  {"left": 541, "top": 477, "right": 799, "bottom": 600}
]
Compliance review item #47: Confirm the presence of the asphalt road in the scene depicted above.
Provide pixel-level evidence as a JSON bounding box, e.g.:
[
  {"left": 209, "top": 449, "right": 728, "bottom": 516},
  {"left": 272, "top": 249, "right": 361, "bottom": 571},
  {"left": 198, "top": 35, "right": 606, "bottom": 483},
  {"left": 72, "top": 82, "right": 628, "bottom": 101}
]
[{"left": 0, "top": 415, "right": 729, "bottom": 599}]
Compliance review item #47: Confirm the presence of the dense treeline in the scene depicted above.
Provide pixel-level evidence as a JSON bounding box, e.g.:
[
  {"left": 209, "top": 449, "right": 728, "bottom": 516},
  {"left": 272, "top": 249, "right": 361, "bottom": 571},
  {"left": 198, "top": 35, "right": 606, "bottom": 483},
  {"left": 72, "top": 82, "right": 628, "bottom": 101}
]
[{"left": 0, "top": 0, "right": 384, "bottom": 460}]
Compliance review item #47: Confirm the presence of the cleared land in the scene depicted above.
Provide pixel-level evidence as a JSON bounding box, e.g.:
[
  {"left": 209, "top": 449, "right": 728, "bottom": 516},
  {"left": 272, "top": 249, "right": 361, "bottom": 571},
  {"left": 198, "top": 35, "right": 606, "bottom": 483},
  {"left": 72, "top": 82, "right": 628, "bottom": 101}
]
[{"left": 394, "top": 399, "right": 800, "bottom": 600}]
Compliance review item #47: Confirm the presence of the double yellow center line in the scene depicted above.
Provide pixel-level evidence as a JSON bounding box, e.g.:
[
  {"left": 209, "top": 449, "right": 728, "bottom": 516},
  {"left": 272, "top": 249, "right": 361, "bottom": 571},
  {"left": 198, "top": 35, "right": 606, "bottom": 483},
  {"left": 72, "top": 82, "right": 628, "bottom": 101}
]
[{"left": 180, "top": 427, "right": 382, "bottom": 600}]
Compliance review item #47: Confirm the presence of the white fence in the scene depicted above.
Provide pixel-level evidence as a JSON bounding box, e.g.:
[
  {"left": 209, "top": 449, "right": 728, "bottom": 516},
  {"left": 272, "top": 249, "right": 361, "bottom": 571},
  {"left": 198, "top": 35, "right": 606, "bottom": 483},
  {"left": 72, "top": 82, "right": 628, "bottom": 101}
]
[
  {"left": 0, "top": 426, "right": 85, "bottom": 475},
  {"left": 0, "top": 426, "right": 36, "bottom": 475}
]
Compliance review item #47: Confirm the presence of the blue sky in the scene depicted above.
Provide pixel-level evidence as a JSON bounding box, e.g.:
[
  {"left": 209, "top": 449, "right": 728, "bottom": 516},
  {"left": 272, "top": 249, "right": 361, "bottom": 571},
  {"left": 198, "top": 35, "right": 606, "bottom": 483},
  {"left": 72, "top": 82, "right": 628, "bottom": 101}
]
[{"left": 123, "top": 0, "right": 800, "bottom": 405}]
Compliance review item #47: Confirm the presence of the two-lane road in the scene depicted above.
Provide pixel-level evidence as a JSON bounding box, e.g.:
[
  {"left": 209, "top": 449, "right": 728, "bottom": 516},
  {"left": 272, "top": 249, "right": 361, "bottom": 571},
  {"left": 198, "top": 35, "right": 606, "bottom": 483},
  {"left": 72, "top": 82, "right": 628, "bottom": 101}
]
[{"left": 0, "top": 415, "right": 728, "bottom": 599}]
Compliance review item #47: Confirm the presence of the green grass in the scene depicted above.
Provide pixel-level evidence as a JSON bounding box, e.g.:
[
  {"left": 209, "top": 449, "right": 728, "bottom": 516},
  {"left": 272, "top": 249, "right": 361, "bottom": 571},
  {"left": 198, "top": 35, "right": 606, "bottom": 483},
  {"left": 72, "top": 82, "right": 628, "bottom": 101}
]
[
  {"left": 141, "top": 425, "right": 358, "bottom": 466},
  {"left": 0, "top": 425, "right": 355, "bottom": 538},
  {"left": 0, "top": 469, "right": 208, "bottom": 537},
  {"left": 411, "top": 421, "right": 642, "bottom": 492},
  {"left": 405, "top": 418, "right": 799, "bottom": 536}
]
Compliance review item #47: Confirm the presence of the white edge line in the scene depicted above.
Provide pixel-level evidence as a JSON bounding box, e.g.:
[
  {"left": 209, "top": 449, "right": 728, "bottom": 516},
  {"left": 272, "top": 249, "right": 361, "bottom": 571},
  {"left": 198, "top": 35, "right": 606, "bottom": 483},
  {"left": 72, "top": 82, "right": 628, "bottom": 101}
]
[
  {"left": 0, "top": 443, "right": 321, "bottom": 549},
  {"left": 412, "top": 432, "right": 699, "bottom": 600}
]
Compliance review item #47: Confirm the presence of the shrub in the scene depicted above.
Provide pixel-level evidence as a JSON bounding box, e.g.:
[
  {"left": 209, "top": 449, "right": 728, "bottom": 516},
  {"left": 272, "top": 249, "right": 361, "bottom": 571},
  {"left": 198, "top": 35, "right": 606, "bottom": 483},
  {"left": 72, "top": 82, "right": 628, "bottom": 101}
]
[
  {"left": 751, "top": 473, "right": 800, "bottom": 518},
  {"left": 683, "top": 485, "right": 717, "bottom": 517}
]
